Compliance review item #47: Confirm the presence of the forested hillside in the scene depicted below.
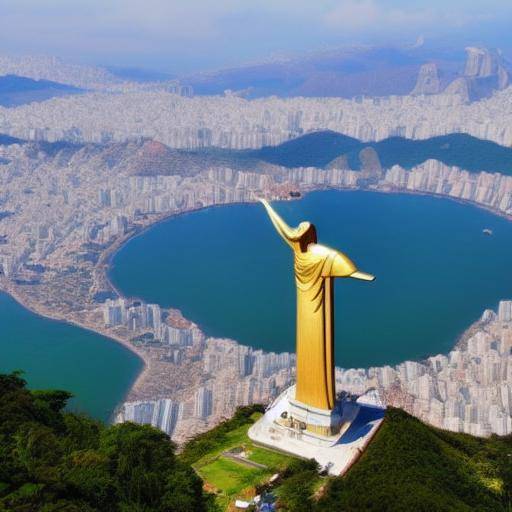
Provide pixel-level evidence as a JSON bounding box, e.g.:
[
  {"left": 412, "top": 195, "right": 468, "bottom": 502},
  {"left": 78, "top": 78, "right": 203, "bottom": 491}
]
[
  {"left": 1, "top": 372, "right": 511, "bottom": 511},
  {"left": 0, "top": 372, "right": 213, "bottom": 511}
]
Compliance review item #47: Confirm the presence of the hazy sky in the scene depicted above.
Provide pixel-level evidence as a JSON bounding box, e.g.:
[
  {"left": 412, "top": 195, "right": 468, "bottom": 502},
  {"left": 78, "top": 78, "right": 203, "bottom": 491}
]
[{"left": 1, "top": 0, "right": 511, "bottom": 73}]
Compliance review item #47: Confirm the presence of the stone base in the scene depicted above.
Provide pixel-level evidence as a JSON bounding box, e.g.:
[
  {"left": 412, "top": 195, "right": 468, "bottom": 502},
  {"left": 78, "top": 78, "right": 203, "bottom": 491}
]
[
  {"left": 248, "top": 385, "right": 385, "bottom": 475},
  {"left": 286, "top": 395, "right": 344, "bottom": 437}
]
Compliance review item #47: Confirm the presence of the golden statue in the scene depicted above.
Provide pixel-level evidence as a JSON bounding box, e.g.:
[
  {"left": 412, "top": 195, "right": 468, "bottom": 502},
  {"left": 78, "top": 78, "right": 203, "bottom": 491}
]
[{"left": 260, "top": 199, "right": 374, "bottom": 415}]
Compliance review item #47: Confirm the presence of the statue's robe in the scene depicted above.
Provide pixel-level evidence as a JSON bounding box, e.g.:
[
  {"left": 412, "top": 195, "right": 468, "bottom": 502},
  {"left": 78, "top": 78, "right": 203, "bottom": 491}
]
[{"left": 294, "top": 248, "right": 336, "bottom": 410}]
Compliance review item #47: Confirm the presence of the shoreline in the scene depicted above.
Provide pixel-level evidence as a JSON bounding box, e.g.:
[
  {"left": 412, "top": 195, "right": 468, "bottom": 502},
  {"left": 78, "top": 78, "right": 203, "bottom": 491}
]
[
  {"left": 102, "top": 182, "right": 512, "bottom": 365},
  {"left": 0, "top": 280, "right": 147, "bottom": 416},
  {"left": 2, "top": 180, "right": 511, "bottom": 421},
  {"left": 0, "top": 280, "right": 145, "bottom": 362}
]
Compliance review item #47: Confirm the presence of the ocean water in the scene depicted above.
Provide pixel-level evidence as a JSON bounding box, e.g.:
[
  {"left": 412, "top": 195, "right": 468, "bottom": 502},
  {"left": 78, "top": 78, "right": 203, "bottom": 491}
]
[
  {"left": 111, "top": 190, "right": 512, "bottom": 368},
  {"left": 0, "top": 292, "right": 143, "bottom": 421}
]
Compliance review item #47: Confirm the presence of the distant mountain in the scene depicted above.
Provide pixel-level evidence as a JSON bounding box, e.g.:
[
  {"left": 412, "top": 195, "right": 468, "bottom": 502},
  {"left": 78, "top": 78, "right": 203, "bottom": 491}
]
[
  {"left": 0, "top": 75, "right": 82, "bottom": 107},
  {"left": 250, "top": 131, "right": 512, "bottom": 175},
  {"left": 252, "top": 131, "right": 361, "bottom": 168},
  {"left": 183, "top": 45, "right": 464, "bottom": 99},
  {"left": 0, "top": 134, "right": 22, "bottom": 145},
  {"left": 412, "top": 47, "right": 509, "bottom": 101},
  {"left": 0, "top": 137, "right": 278, "bottom": 178},
  {"left": 2, "top": 47, "right": 506, "bottom": 101},
  {"left": 111, "top": 139, "right": 278, "bottom": 177},
  {"left": 106, "top": 66, "right": 175, "bottom": 83},
  {"left": 0, "top": 55, "right": 119, "bottom": 89},
  {"left": 114, "top": 131, "right": 512, "bottom": 177},
  {"left": 182, "top": 44, "right": 509, "bottom": 102},
  {"left": 3, "top": 130, "right": 511, "bottom": 177}
]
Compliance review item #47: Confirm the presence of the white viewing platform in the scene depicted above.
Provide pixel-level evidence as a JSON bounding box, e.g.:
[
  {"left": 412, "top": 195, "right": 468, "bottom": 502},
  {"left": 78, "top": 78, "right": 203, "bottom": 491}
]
[{"left": 248, "top": 386, "right": 385, "bottom": 475}]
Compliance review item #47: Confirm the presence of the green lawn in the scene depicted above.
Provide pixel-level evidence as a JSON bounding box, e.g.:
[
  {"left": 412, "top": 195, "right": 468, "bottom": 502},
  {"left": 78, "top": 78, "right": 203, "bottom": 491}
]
[
  {"left": 191, "top": 412, "right": 263, "bottom": 468},
  {"left": 247, "top": 446, "right": 296, "bottom": 471},
  {"left": 197, "top": 457, "right": 270, "bottom": 496},
  {"left": 186, "top": 406, "right": 304, "bottom": 510}
]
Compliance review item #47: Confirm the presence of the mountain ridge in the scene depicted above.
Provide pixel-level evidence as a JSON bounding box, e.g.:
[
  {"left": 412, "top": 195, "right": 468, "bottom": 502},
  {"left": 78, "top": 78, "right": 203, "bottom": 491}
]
[
  {"left": 2, "top": 130, "right": 512, "bottom": 177},
  {"left": 0, "top": 74, "right": 82, "bottom": 107},
  {"left": 250, "top": 130, "right": 512, "bottom": 174}
]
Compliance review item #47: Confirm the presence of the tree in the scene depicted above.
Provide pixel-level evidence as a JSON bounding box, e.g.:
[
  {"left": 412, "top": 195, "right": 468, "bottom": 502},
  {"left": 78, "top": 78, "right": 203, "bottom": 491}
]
[{"left": 0, "top": 372, "right": 212, "bottom": 512}]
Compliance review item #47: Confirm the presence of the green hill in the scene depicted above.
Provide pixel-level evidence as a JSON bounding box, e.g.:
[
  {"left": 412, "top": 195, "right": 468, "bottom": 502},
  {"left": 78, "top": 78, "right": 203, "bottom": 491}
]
[
  {"left": 0, "top": 75, "right": 82, "bottom": 107},
  {"left": 0, "top": 134, "right": 22, "bottom": 146},
  {"left": 250, "top": 131, "right": 512, "bottom": 175},
  {"left": 316, "top": 408, "right": 512, "bottom": 512},
  {"left": 3, "top": 129, "right": 511, "bottom": 177},
  {"left": 180, "top": 403, "right": 512, "bottom": 511},
  {"left": 0, "top": 372, "right": 213, "bottom": 511},
  {"left": 252, "top": 131, "right": 361, "bottom": 168}
]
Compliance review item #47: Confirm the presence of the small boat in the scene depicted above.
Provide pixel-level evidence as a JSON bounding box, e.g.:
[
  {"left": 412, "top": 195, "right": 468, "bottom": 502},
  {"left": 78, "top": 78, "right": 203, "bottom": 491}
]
[{"left": 483, "top": 228, "right": 493, "bottom": 236}]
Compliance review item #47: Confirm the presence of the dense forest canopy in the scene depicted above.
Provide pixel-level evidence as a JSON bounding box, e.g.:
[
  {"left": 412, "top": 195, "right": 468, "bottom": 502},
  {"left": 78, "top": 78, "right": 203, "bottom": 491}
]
[
  {"left": 0, "top": 372, "right": 213, "bottom": 511},
  {"left": 1, "top": 372, "right": 511, "bottom": 511}
]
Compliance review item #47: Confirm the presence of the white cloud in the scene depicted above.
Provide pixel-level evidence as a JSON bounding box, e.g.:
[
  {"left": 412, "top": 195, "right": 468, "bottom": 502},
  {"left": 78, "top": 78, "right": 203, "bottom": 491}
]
[
  {"left": 324, "top": 1, "right": 442, "bottom": 32},
  {"left": 322, "top": 0, "right": 500, "bottom": 33}
]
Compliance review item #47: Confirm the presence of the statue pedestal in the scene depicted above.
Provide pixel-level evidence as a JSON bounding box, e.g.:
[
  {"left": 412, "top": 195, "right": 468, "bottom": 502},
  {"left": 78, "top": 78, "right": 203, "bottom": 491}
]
[
  {"left": 287, "top": 396, "right": 345, "bottom": 438},
  {"left": 248, "top": 385, "right": 385, "bottom": 475}
]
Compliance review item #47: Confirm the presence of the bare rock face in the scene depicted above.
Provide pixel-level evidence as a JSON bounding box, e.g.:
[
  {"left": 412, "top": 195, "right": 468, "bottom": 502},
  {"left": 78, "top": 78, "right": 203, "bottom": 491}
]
[
  {"left": 358, "top": 146, "right": 382, "bottom": 177},
  {"left": 445, "top": 47, "right": 510, "bottom": 102},
  {"left": 464, "top": 47, "right": 501, "bottom": 77},
  {"left": 443, "top": 77, "right": 471, "bottom": 103},
  {"left": 411, "top": 63, "right": 441, "bottom": 96},
  {"left": 325, "top": 146, "right": 382, "bottom": 176},
  {"left": 498, "top": 65, "right": 509, "bottom": 90},
  {"left": 410, "top": 48, "right": 510, "bottom": 102},
  {"left": 326, "top": 153, "right": 349, "bottom": 170}
]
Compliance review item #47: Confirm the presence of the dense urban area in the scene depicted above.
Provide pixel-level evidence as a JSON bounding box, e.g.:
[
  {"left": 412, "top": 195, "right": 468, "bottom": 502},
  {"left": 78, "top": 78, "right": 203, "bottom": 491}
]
[{"left": 0, "top": 47, "right": 512, "bottom": 447}]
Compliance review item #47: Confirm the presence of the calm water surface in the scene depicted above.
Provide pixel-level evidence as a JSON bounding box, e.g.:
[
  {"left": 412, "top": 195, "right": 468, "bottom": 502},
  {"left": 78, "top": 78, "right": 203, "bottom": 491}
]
[
  {"left": 110, "top": 190, "right": 512, "bottom": 368},
  {"left": 0, "top": 293, "right": 142, "bottom": 420}
]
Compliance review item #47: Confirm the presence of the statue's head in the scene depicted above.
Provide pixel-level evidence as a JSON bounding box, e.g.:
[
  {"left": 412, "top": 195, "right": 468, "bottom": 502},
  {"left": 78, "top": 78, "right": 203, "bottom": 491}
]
[{"left": 297, "top": 222, "right": 317, "bottom": 252}]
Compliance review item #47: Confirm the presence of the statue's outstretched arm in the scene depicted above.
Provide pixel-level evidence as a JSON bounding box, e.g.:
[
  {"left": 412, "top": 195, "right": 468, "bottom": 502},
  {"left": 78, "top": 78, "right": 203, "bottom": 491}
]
[{"left": 259, "top": 199, "right": 300, "bottom": 248}]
